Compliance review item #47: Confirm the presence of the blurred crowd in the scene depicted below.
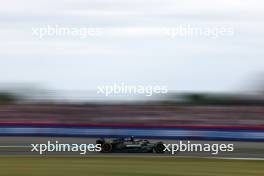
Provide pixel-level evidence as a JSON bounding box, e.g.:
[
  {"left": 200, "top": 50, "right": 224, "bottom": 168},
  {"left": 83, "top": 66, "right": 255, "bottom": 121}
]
[{"left": 0, "top": 103, "right": 263, "bottom": 126}]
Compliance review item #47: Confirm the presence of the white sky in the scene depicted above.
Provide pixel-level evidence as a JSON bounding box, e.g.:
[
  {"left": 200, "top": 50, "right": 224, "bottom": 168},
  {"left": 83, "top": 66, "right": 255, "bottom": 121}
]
[{"left": 0, "top": 0, "right": 264, "bottom": 92}]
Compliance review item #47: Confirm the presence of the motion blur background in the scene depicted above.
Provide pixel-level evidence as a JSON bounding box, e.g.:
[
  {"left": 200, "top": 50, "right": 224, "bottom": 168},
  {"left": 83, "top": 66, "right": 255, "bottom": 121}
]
[
  {"left": 0, "top": 0, "right": 264, "bottom": 175},
  {"left": 0, "top": 0, "right": 264, "bottom": 126}
]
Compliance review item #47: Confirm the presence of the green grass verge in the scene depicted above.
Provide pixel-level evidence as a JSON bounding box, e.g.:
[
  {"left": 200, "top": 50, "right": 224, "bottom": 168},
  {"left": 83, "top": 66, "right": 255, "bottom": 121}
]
[{"left": 0, "top": 157, "right": 264, "bottom": 176}]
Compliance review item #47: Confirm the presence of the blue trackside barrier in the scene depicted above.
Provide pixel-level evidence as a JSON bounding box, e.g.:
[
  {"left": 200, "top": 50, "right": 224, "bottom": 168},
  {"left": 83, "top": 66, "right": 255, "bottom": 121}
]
[{"left": 0, "top": 124, "right": 264, "bottom": 142}]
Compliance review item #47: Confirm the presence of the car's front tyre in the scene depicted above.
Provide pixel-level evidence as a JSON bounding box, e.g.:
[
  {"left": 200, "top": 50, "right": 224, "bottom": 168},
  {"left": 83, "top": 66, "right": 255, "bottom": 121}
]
[{"left": 154, "top": 142, "right": 165, "bottom": 153}]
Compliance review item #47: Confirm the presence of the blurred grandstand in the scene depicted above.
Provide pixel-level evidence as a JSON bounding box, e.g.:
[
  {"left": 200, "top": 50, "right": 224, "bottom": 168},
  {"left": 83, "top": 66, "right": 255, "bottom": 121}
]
[{"left": 0, "top": 86, "right": 264, "bottom": 127}]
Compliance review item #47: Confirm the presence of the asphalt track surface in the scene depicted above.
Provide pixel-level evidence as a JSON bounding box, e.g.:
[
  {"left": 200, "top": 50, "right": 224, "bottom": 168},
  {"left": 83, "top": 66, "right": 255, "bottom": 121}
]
[{"left": 0, "top": 137, "right": 264, "bottom": 159}]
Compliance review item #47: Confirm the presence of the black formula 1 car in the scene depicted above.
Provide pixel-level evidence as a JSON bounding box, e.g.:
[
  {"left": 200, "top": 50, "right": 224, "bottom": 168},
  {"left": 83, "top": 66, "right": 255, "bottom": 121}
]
[{"left": 96, "top": 136, "right": 165, "bottom": 153}]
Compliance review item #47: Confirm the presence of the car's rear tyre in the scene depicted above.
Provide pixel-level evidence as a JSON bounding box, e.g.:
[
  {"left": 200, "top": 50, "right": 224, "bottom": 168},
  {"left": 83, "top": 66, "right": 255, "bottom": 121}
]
[
  {"left": 101, "top": 143, "right": 113, "bottom": 153},
  {"left": 154, "top": 142, "right": 165, "bottom": 153}
]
